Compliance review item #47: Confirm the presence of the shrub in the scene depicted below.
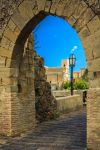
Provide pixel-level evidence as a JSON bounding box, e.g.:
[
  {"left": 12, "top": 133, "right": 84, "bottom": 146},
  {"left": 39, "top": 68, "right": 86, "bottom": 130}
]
[
  {"left": 63, "top": 79, "right": 89, "bottom": 90},
  {"left": 74, "top": 79, "right": 89, "bottom": 90},
  {"left": 63, "top": 81, "right": 71, "bottom": 90}
]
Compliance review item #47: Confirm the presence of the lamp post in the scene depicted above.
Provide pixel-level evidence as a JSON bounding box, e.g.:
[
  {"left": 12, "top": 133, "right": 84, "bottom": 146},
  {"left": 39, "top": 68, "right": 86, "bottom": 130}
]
[{"left": 69, "top": 54, "right": 76, "bottom": 95}]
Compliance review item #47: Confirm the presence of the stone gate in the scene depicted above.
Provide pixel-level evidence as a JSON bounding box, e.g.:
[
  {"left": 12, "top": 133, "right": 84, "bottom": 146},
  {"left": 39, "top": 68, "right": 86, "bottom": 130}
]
[{"left": 0, "top": 0, "right": 100, "bottom": 149}]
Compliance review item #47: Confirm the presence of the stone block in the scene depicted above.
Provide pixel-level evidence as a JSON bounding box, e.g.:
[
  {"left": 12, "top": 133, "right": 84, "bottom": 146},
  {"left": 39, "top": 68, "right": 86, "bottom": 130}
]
[
  {"left": 89, "top": 78, "right": 100, "bottom": 88},
  {"left": 83, "top": 29, "right": 100, "bottom": 60},
  {"left": 67, "top": 16, "right": 77, "bottom": 26},
  {"left": 36, "top": 0, "right": 46, "bottom": 11},
  {"left": 87, "top": 16, "right": 100, "bottom": 34},
  {"left": 0, "top": 68, "right": 19, "bottom": 78},
  {"left": 45, "top": 1, "right": 52, "bottom": 12},
  {"left": 18, "top": 0, "right": 34, "bottom": 21},
  {"left": 73, "top": 1, "right": 87, "bottom": 19},
  {"left": 82, "top": 38, "right": 93, "bottom": 61},
  {"left": 0, "top": 37, "right": 11, "bottom": 49},
  {"left": 79, "top": 26, "right": 91, "bottom": 41},
  {"left": 14, "top": 27, "right": 21, "bottom": 37},
  {"left": 0, "top": 56, "right": 6, "bottom": 67},
  {"left": 74, "top": 8, "right": 95, "bottom": 32},
  {"left": 0, "top": 77, "right": 17, "bottom": 86},
  {"left": 56, "top": 0, "right": 67, "bottom": 16},
  {"left": 50, "top": 1, "right": 60, "bottom": 14},
  {"left": 8, "top": 19, "right": 16, "bottom": 32},
  {"left": 63, "top": 0, "right": 79, "bottom": 18},
  {"left": 87, "top": 58, "right": 100, "bottom": 72},
  {"left": 11, "top": 10, "right": 27, "bottom": 30},
  {"left": 4, "top": 27, "right": 17, "bottom": 43},
  {"left": 0, "top": 47, "right": 12, "bottom": 58}
]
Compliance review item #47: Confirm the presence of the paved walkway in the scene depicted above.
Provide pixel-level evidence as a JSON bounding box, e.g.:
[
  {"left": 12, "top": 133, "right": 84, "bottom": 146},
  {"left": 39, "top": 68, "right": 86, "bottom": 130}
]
[{"left": 0, "top": 108, "right": 86, "bottom": 150}]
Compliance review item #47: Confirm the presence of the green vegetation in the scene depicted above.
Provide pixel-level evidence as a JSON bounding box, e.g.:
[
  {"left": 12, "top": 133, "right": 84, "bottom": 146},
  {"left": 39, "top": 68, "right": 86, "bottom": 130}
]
[
  {"left": 64, "top": 79, "right": 89, "bottom": 90},
  {"left": 74, "top": 79, "right": 89, "bottom": 90}
]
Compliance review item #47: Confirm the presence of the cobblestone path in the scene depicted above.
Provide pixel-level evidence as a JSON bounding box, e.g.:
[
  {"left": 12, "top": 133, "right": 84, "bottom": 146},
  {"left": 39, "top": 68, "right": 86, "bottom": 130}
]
[{"left": 0, "top": 108, "right": 86, "bottom": 150}]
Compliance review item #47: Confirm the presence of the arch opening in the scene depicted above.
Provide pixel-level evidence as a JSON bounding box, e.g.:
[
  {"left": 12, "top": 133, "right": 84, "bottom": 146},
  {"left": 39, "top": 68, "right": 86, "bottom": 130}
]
[{"left": 0, "top": 1, "right": 100, "bottom": 148}]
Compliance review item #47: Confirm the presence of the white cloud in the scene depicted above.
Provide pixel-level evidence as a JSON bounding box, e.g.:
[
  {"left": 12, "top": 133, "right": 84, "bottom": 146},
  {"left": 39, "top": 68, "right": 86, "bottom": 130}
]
[{"left": 71, "top": 45, "right": 78, "bottom": 53}]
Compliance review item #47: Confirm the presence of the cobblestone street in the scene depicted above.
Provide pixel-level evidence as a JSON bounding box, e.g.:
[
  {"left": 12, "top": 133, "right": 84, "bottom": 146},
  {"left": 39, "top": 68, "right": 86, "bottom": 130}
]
[
  {"left": 0, "top": 109, "right": 86, "bottom": 150},
  {"left": 0, "top": 108, "right": 86, "bottom": 150}
]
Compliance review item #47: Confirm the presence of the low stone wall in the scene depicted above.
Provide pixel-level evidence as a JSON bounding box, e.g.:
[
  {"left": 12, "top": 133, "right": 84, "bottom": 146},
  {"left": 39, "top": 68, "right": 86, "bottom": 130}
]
[
  {"left": 56, "top": 95, "right": 83, "bottom": 113},
  {"left": 53, "top": 90, "right": 87, "bottom": 101}
]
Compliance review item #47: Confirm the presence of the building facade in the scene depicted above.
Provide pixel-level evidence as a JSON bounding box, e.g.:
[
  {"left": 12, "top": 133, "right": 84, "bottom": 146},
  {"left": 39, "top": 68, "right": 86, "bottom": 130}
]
[{"left": 45, "top": 59, "right": 70, "bottom": 90}]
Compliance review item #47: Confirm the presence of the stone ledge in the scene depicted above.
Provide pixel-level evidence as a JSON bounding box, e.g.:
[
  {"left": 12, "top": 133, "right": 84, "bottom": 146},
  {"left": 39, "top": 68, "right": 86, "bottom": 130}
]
[{"left": 56, "top": 95, "right": 83, "bottom": 113}]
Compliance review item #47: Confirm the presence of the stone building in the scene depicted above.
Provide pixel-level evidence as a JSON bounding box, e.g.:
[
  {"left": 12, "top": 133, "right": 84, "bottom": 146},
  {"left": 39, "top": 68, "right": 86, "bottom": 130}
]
[
  {"left": 45, "top": 67, "right": 64, "bottom": 90},
  {"left": 73, "top": 72, "right": 80, "bottom": 80},
  {"left": 45, "top": 59, "right": 70, "bottom": 90}
]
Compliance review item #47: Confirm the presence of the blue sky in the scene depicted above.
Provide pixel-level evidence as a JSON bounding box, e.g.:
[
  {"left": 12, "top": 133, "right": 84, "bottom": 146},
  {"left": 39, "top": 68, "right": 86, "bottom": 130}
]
[{"left": 33, "top": 15, "right": 87, "bottom": 72}]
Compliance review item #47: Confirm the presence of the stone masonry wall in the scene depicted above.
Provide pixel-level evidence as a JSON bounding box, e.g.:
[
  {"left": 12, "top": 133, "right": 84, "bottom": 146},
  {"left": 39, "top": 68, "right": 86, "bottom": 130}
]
[
  {"left": 0, "top": 0, "right": 100, "bottom": 148},
  {"left": 34, "top": 51, "right": 57, "bottom": 123},
  {"left": 87, "top": 88, "right": 100, "bottom": 149}
]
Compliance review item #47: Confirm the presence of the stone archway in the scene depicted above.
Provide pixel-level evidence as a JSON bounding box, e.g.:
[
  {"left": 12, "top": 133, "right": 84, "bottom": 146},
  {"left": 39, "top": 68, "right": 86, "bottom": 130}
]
[{"left": 0, "top": 0, "right": 100, "bottom": 148}]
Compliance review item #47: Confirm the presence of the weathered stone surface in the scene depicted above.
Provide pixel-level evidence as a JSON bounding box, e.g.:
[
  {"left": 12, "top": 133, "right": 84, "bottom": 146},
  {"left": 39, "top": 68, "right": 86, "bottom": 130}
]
[
  {"left": 79, "top": 26, "right": 91, "bottom": 41},
  {"left": 87, "top": 58, "right": 100, "bottom": 72},
  {"left": 36, "top": 0, "right": 46, "bottom": 11},
  {"left": 18, "top": 0, "right": 34, "bottom": 21},
  {"left": 82, "top": 29, "right": 100, "bottom": 60},
  {"left": 34, "top": 54, "right": 57, "bottom": 123},
  {"left": 50, "top": 0, "right": 60, "bottom": 14},
  {"left": 74, "top": 8, "right": 95, "bottom": 32},
  {"left": 45, "top": 1, "right": 52, "bottom": 12},
  {"left": 67, "top": 16, "right": 77, "bottom": 26},
  {"left": 56, "top": 95, "right": 83, "bottom": 113},
  {"left": 0, "top": 47, "right": 13, "bottom": 58},
  {"left": 63, "top": 0, "right": 79, "bottom": 18},
  {"left": 56, "top": 0, "right": 67, "bottom": 16},
  {"left": 87, "top": 16, "right": 100, "bottom": 33},
  {"left": 87, "top": 88, "right": 100, "bottom": 150},
  {"left": 73, "top": 1, "right": 88, "bottom": 19}
]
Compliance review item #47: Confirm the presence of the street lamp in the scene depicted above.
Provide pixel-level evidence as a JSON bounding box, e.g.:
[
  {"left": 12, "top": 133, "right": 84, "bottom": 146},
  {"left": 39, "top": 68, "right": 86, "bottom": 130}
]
[{"left": 69, "top": 54, "right": 76, "bottom": 95}]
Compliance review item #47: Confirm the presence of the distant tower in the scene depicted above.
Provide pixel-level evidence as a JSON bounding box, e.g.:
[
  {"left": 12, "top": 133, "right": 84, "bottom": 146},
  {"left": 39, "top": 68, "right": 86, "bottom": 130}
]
[{"left": 61, "top": 59, "right": 70, "bottom": 81}]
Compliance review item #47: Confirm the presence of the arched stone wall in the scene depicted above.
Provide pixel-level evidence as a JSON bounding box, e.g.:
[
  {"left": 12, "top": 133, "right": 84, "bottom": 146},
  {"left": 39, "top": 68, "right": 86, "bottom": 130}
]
[{"left": 0, "top": 0, "right": 100, "bottom": 148}]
